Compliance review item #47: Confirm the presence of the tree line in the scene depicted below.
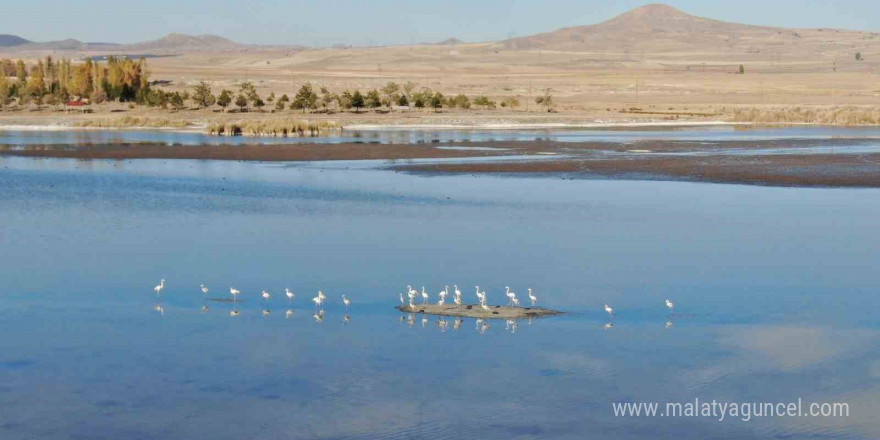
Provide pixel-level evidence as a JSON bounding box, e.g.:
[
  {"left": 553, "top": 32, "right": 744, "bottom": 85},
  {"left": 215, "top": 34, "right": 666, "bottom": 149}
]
[
  {"left": 0, "top": 56, "right": 150, "bottom": 108},
  {"left": 184, "top": 80, "right": 538, "bottom": 113},
  {"left": 2, "top": 58, "right": 553, "bottom": 112}
]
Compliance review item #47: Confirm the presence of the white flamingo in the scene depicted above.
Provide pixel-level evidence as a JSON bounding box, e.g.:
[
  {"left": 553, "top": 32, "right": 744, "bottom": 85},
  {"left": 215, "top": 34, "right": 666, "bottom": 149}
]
[
  {"left": 261, "top": 290, "right": 271, "bottom": 304},
  {"left": 421, "top": 287, "right": 429, "bottom": 304},
  {"left": 454, "top": 284, "right": 461, "bottom": 299},
  {"left": 285, "top": 288, "right": 295, "bottom": 303},
  {"left": 604, "top": 304, "right": 614, "bottom": 318},
  {"left": 665, "top": 299, "right": 674, "bottom": 311},
  {"left": 342, "top": 294, "right": 351, "bottom": 312},
  {"left": 318, "top": 290, "right": 326, "bottom": 302},
  {"left": 453, "top": 293, "right": 462, "bottom": 306},
  {"left": 505, "top": 286, "right": 516, "bottom": 305},
  {"left": 512, "top": 297, "right": 520, "bottom": 307},
  {"left": 230, "top": 287, "right": 240, "bottom": 301},
  {"left": 200, "top": 284, "right": 209, "bottom": 295},
  {"left": 312, "top": 294, "right": 324, "bottom": 311},
  {"left": 153, "top": 279, "right": 165, "bottom": 296},
  {"left": 528, "top": 288, "right": 537, "bottom": 306}
]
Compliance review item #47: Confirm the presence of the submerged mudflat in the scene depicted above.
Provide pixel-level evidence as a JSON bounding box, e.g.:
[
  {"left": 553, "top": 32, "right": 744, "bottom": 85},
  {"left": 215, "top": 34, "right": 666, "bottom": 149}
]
[
  {"left": 2, "top": 131, "right": 879, "bottom": 187},
  {"left": 396, "top": 303, "right": 563, "bottom": 319}
]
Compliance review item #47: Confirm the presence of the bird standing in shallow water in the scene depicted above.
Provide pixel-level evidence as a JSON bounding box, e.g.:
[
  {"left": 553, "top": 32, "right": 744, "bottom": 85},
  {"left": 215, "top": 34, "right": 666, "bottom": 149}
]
[
  {"left": 285, "top": 288, "right": 295, "bottom": 304},
  {"left": 665, "top": 299, "right": 674, "bottom": 312},
  {"left": 604, "top": 304, "right": 614, "bottom": 319},
  {"left": 421, "top": 287, "right": 429, "bottom": 304},
  {"left": 342, "top": 295, "right": 351, "bottom": 312},
  {"left": 312, "top": 293, "right": 324, "bottom": 312},
  {"left": 528, "top": 288, "right": 537, "bottom": 306},
  {"left": 200, "top": 284, "right": 209, "bottom": 295},
  {"left": 261, "top": 290, "right": 271, "bottom": 305},
  {"left": 154, "top": 279, "right": 165, "bottom": 296},
  {"left": 230, "top": 287, "right": 240, "bottom": 302}
]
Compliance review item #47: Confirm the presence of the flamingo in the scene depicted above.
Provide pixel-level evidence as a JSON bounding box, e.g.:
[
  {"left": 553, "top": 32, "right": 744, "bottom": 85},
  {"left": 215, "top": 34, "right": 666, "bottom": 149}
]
[
  {"left": 342, "top": 294, "right": 351, "bottom": 312},
  {"left": 505, "top": 286, "right": 516, "bottom": 306},
  {"left": 454, "top": 284, "right": 461, "bottom": 299},
  {"left": 512, "top": 297, "right": 520, "bottom": 307},
  {"left": 453, "top": 293, "right": 462, "bottom": 306},
  {"left": 480, "top": 302, "right": 490, "bottom": 312},
  {"left": 153, "top": 279, "right": 165, "bottom": 296},
  {"left": 604, "top": 304, "right": 614, "bottom": 318},
  {"left": 261, "top": 290, "right": 271, "bottom": 304},
  {"left": 665, "top": 299, "right": 674, "bottom": 312},
  {"left": 399, "top": 293, "right": 405, "bottom": 305},
  {"left": 285, "top": 309, "right": 294, "bottom": 319},
  {"left": 528, "top": 288, "right": 537, "bottom": 306},
  {"left": 408, "top": 299, "right": 416, "bottom": 311},
  {"left": 437, "top": 286, "right": 449, "bottom": 305},
  {"left": 200, "top": 284, "right": 209, "bottom": 295},
  {"left": 318, "top": 290, "right": 326, "bottom": 302},
  {"left": 312, "top": 294, "right": 324, "bottom": 311},
  {"left": 285, "top": 288, "right": 295, "bottom": 303},
  {"left": 421, "top": 287, "right": 429, "bottom": 304},
  {"left": 230, "top": 287, "right": 240, "bottom": 301}
]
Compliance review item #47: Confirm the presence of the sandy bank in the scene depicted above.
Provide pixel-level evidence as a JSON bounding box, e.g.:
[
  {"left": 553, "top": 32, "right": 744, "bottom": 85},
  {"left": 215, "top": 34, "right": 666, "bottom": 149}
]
[{"left": 396, "top": 304, "right": 563, "bottom": 319}]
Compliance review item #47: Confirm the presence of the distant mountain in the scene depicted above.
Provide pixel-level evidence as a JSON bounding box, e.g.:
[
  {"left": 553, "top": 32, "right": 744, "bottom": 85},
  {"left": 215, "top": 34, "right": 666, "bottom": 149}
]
[
  {"left": 494, "top": 3, "right": 875, "bottom": 54},
  {"left": 0, "top": 34, "right": 30, "bottom": 47},
  {"left": 18, "top": 39, "right": 120, "bottom": 51},
  {"left": 434, "top": 38, "right": 465, "bottom": 45},
  {"left": 123, "top": 33, "right": 246, "bottom": 52}
]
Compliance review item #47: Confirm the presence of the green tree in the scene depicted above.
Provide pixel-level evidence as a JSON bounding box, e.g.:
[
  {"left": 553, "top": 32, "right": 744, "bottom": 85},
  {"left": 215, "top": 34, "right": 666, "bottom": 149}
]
[
  {"left": 234, "top": 93, "right": 248, "bottom": 112},
  {"left": 429, "top": 92, "right": 444, "bottom": 111},
  {"left": 267, "top": 92, "right": 275, "bottom": 103},
  {"left": 320, "top": 87, "right": 335, "bottom": 110},
  {"left": 253, "top": 97, "right": 265, "bottom": 112},
  {"left": 365, "top": 89, "right": 382, "bottom": 109},
  {"left": 738, "top": 64, "right": 745, "bottom": 74},
  {"left": 396, "top": 94, "right": 409, "bottom": 107},
  {"left": 239, "top": 81, "right": 257, "bottom": 101},
  {"left": 217, "top": 89, "right": 232, "bottom": 110},
  {"left": 337, "top": 91, "right": 353, "bottom": 110},
  {"left": 473, "top": 95, "right": 496, "bottom": 109},
  {"left": 169, "top": 92, "right": 185, "bottom": 110},
  {"left": 449, "top": 94, "right": 470, "bottom": 109},
  {"left": 350, "top": 90, "right": 365, "bottom": 112},
  {"left": 292, "top": 82, "right": 318, "bottom": 112},
  {"left": 192, "top": 81, "right": 215, "bottom": 108}
]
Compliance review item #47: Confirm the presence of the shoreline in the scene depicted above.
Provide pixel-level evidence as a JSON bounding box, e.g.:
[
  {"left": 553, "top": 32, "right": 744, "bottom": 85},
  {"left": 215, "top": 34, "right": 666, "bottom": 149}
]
[
  {"left": 3, "top": 136, "right": 878, "bottom": 188},
  {"left": 3, "top": 120, "right": 880, "bottom": 137}
]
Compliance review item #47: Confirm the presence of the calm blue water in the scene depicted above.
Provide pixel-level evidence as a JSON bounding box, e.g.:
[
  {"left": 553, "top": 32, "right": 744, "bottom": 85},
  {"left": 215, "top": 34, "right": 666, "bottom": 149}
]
[{"left": 1, "top": 145, "right": 878, "bottom": 439}]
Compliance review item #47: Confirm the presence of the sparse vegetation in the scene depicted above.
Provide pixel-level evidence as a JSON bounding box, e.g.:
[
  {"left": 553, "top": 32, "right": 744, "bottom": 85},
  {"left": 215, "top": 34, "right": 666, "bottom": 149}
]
[
  {"left": 724, "top": 105, "right": 880, "bottom": 125},
  {"left": 205, "top": 119, "right": 340, "bottom": 137},
  {"left": 73, "top": 116, "right": 192, "bottom": 129}
]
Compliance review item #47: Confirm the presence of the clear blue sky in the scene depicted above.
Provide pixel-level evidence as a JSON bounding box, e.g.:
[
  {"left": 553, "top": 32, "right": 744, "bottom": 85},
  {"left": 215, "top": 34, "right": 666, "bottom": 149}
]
[{"left": 5, "top": 0, "right": 879, "bottom": 46}]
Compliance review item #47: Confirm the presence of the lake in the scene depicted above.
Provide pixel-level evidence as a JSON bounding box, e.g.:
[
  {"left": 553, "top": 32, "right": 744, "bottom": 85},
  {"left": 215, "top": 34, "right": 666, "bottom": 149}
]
[{"left": 0, "top": 129, "right": 878, "bottom": 439}]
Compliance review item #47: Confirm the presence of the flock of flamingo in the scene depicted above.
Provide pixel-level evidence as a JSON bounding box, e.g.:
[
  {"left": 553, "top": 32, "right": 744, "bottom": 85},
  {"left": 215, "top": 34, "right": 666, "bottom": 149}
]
[
  {"left": 152, "top": 279, "right": 678, "bottom": 331},
  {"left": 399, "top": 284, "right": 538, "bottom": 311},
  {"left": 151, "top": 279, "right": 352, "bottom": 323}
]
